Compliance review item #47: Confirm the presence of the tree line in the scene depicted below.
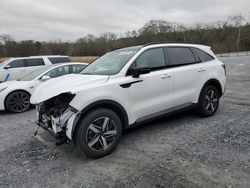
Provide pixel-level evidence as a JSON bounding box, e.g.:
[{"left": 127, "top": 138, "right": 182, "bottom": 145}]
[{"left": 0, "top": 15, "right": 249, "bottom": 57}]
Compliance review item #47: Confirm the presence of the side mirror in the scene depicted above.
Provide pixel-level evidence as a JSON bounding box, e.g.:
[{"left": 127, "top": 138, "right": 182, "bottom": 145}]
[
  {"left": 131, "top": 65, "right": 151, "bottom": 78},
  {"left": 40, "top": 75, "right": 51, "bottom": 81},
  {"left": 4, "top": 65, "right": 11, "bottom": 69}
]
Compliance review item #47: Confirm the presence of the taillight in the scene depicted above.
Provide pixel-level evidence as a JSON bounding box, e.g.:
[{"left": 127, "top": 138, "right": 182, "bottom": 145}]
[{"left": 222, "top": 64, "right": 226, "bottom": 76}]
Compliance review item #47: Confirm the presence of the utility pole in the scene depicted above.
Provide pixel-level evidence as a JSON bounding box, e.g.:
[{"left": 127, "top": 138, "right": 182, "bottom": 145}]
[{"left": 236, "top": 22, "right": 241, "bottom": 56}]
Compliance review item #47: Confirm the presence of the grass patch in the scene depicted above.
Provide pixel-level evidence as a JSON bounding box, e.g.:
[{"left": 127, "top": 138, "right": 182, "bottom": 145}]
[
  {"left": 70, "top": 56, "right": 98, "bottom": 63},
  {"left": 0, "top": 57, "right": 9, "bottom": 63}
]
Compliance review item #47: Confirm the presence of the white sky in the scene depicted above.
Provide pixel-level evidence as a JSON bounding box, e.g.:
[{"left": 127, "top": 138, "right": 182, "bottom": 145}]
[{"left": 0, "top": 0, "right": 249, "bottom": 41}]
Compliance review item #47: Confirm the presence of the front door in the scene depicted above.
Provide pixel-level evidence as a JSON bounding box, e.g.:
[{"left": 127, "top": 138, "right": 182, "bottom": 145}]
[{"left": 125, "top": 48, "right": 174, "bottom": 123}]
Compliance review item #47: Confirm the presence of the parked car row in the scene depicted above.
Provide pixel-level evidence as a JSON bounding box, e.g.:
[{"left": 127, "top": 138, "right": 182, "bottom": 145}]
[
  {"left": 0, "top": 43, "right": 226, "bottom": 158},
  {"left": 0, "top": 55, "right": 71, "bottom": 82},
  {"left": 0, "top": 63, "right": 87, "bottom": 113}
]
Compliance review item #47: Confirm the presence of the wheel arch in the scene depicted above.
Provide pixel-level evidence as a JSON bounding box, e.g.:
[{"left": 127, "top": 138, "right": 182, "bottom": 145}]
[
  {"left": 71, "top": 99, "right": 129, "bottom": 139},
  {"left": 200, "top": 79, "right": 223, "bottom": 98}
]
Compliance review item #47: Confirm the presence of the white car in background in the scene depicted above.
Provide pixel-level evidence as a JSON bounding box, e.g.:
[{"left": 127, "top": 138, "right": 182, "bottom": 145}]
[
  {"left": 0, "top": 62, "right": 87, "bottom": 113},
  {"left": 0, "top": 55, "right": 71, "bottom": 82}
]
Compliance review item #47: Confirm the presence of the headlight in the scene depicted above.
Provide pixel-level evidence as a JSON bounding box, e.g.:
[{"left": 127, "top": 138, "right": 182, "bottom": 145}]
[{"left": 0, "top": 87, "right": 7, "bottom": 92}]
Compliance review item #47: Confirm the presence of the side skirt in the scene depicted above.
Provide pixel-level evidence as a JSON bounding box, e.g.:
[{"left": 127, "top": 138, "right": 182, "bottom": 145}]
[{"left": 130, "top": 103, "right": 198, "bottom": 127}]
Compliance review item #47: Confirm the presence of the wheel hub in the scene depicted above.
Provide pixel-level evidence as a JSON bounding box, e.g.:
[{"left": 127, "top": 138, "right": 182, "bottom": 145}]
[{"left": 86, "top": 117, "right": 117, "bottom": 151}]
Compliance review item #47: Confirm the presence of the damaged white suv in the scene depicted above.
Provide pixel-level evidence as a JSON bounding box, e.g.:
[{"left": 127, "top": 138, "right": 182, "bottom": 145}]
[{"left": 31, "top": 43, "right": 226, "bottom": 158}]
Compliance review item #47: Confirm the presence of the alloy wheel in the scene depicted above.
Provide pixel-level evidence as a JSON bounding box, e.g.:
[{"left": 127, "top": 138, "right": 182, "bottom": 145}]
[
  {"left": 204, "top": 90, "right": 218, "bottom": 113},
  {"left": 86, "top": 117, "right": 117, "bottom": 151},
  {"left": 8, "top": 92, "right": 30, "bottom": 113}
]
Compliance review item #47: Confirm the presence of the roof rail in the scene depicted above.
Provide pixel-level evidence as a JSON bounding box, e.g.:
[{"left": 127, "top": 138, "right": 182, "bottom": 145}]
[{"left": 143, "top": 41, "right": 196, "bottom": 47}]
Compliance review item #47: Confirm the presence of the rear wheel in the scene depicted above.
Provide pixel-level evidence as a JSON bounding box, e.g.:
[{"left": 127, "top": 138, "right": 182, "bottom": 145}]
[
  {"left": 5, "top": 91, "right": 31, "bottom": 113},
  {"left": 197, "top": 85, "right": 219, "bottom": 117},
  {"left": 74, "top": 108, "right": 122, "bottom": 158}
]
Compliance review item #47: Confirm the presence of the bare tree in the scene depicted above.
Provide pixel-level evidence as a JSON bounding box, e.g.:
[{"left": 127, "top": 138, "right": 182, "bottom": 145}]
[{"left": 228, "top": 15, "right": 246, "bottom": 54}]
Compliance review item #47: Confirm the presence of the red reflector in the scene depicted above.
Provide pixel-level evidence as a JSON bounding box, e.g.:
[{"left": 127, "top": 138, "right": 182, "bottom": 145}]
[{"left": 222, "top": 64, "right": 226, "bottom": 76}]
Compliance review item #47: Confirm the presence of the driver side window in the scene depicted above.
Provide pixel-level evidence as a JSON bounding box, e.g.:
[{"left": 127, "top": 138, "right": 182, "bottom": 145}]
[
  {"left": 135, "top": 48, "right": 166, "bottom": 70},
  {"left": 6, "top": 59, "right": 25, "bottom": 69},
  {"left": 44, "top": 66, "right": 70, "bottom": 78}
]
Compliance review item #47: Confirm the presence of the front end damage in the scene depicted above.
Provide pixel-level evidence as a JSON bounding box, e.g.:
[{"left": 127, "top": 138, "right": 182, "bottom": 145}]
[{"left": 35, "top": 93, "right": 78, "bottom": 145}]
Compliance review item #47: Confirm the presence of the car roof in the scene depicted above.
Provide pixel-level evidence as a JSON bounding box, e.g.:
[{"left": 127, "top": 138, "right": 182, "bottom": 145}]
[
  {"left": 116, "top": 43, "right": 211, "bottom": 51},
  {"left": 7, "top": 55, "right": 69, "bottom": 60}
]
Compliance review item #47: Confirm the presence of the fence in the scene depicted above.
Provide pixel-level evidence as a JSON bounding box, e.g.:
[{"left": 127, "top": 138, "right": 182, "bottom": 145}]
[{"left": 216, "top": 51, "right": 250, "bottom": 57}]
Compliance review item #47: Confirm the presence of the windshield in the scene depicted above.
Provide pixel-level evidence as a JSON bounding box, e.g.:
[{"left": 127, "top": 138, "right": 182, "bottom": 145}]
[
  {"left": 80, "top": 49, "right": 138, "bottom": 75},
  {"left": 20, "top": 66, "right": 52, "bottom": 81}
]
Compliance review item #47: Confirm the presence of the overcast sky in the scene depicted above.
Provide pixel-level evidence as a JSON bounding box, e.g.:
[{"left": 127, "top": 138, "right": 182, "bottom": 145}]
[{"left": 0, "top": 0, "right": 249, "bottom": 41}]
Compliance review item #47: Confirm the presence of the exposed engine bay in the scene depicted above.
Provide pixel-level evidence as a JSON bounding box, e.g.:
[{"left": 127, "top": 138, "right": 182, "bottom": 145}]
[{"left": 36, "top": 93, "right": 76, "bottom": 138}]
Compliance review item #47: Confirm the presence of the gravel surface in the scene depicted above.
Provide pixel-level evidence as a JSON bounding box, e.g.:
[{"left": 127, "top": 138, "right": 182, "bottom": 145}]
[{"left": 0, "top": 56, "right": 250, "bottom": 188}]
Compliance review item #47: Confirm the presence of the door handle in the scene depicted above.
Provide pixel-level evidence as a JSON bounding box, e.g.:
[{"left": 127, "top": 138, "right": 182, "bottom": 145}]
[
  {"left": 161, "top": 74, "right": 171, "bottom": 79},
  {"left": 197, "top": 68, "right": 205, "bottom": 72}
]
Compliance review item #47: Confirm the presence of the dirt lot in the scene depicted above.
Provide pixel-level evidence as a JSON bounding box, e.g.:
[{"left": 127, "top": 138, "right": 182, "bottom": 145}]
[{"left": 0, "top": 56, "right": 250, "bottom": 188}]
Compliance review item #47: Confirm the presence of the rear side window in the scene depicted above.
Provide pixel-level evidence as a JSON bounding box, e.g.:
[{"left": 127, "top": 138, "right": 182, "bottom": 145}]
[
  {"left": 6, "top": 59, "right": 25, "bottom": 68},
  {"left": 135, "top": 48, "right": 166, "bottom": 70},
  {"left": 166, "top": 47, "right": 196, "bottom": 66},
  {"left": 25, "top": 58, "right": 45, "bottom": 67},
  {"left": 48, "top": 57, "right": 70, "bottom": 64},
  {"left": 44, "top": 65, "right": 70, "bottom": 78},
  {"left": 192, "top": 48, "right": 214, "bottom": 62}
]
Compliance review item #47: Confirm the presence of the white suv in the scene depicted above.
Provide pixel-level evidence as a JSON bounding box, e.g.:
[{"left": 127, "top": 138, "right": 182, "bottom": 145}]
[
  {"left": 31, "top": 43, "right": 226, "bottom": 158},
  {"left": 0, "top": 55, "right": 70, "bottom": 82}
]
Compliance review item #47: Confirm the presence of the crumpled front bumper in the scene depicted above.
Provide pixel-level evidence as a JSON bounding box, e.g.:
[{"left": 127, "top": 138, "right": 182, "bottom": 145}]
[{"left": 35, "top": 105, "right": 80, "bottom": 140}]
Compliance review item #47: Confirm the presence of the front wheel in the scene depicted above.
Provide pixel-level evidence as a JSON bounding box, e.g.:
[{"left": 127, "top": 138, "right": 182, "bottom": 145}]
[
  {"left": 74, "top": 108, "right": 122, "bottom": 158},
  {"left": 5, "top": 91, "right": 31, "bottom": 113},
  {"left": 197, "top": 85, "right": 220, "bottom": 117}
]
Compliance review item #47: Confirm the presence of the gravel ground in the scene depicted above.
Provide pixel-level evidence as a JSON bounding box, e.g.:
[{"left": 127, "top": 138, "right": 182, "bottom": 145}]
[{"left": 0, "top": 56, "right": 250, "bottom": 188}]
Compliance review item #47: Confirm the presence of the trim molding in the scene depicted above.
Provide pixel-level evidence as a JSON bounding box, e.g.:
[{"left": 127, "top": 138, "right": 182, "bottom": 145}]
[{"left": 120, "top": 80, "right": 143, "bottom": 88}]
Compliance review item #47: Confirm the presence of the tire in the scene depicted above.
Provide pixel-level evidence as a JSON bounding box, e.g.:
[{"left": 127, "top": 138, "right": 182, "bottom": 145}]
[
  {"left": 74, "top": 108, "right": 122, "bottom": 158},
  {"left": 196, "top": 85, "right": 220, "bottom": 117},
  {"left": 5, "top": 91, "right": 31, "bottom": 113}
]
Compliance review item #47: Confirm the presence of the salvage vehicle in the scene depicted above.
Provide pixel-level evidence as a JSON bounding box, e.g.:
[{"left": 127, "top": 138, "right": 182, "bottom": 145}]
[
  {"left": 0, "top": 62, "right": 87, "bottom": 113},
  {"left": 0, "top": 55, "right": 71, "bottom": 82},
  {"left": 30, "top": 43, "right": 226, "bottom": 158}
]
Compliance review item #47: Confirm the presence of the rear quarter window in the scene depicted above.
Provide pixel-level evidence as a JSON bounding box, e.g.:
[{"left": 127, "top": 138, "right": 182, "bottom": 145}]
[
  {"left": 166, "top": 47, "right": 196, "bottom": 66},
  {"left": 48, "top": 57, "right": 70, "bottom": 64},
  {"left": 192, "top": 48, "right": 214, "bottom": 62}
]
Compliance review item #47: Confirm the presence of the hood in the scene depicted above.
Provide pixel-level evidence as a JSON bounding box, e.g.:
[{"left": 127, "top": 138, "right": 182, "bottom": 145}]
[{"left": 30, "top": 74, "right": 109, "bottom": 104}]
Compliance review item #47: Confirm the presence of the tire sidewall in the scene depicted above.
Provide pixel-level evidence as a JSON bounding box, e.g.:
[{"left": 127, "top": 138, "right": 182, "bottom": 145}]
[
  {"left": 5, "top": 91, "right": 31, "bottom": 113},
  {"left": 74, "top": 108, "right": 122, "bottom": 158},
  {"left": 198, "top": 85, "right": 219, "bottom": 117}
]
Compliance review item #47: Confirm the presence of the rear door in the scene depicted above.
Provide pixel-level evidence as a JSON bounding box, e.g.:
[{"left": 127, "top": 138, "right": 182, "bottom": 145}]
[
  {"left": 165, "top": 47, "right": 201, "bottom": 106},
  {"left": 23, "top": 58, "right": 45, "bottom": 78},
  {"left": 125, "top": 47, "right": 174, "bottom": 123}
]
